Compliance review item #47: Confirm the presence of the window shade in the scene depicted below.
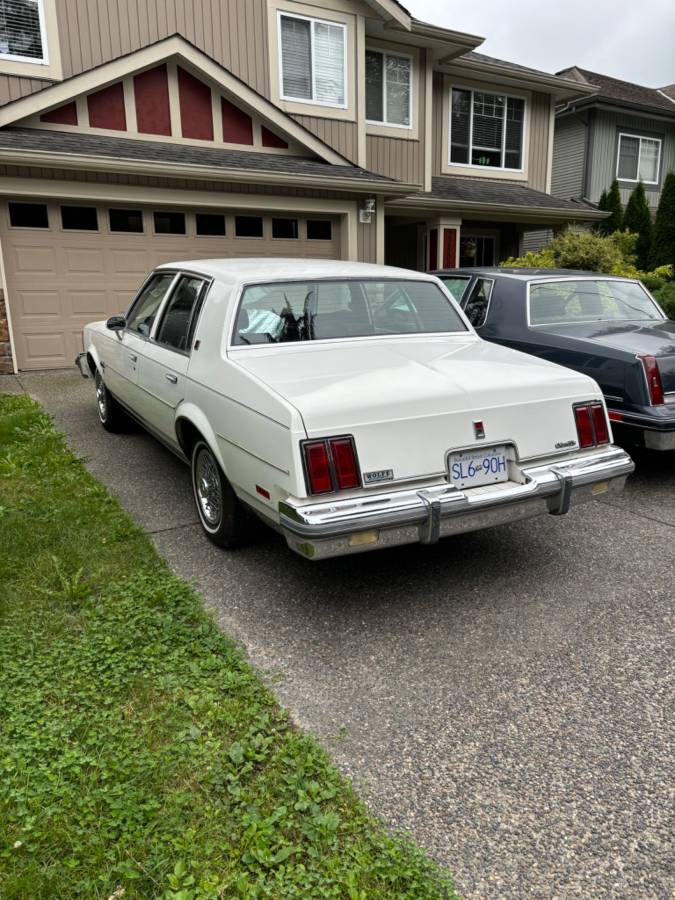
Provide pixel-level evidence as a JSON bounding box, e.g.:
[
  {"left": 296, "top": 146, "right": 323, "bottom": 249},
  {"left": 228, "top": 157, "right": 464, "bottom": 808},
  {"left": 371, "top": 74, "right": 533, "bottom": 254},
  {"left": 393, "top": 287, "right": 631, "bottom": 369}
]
[
  {"left": 638, "top": 138, "right": 660, "bottom": 182},
  {"left": 313, "top": 21, "right": 344, "bottom": 105},
  {"left": 280, "top": 15, "right": 312, "bottom": 100},
  {"left": 0, "top": 0, "right": 44, "bottom": 61},
  {"left": 385, "top": 54, "right": 410, "bottom": 126}
]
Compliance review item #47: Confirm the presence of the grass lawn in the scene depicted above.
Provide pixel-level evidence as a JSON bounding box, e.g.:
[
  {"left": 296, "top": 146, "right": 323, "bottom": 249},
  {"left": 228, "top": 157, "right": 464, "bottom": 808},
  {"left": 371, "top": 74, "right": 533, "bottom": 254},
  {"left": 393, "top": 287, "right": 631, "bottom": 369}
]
[{"left": 0, "top": 394, "right": 457, "bottom": 899}]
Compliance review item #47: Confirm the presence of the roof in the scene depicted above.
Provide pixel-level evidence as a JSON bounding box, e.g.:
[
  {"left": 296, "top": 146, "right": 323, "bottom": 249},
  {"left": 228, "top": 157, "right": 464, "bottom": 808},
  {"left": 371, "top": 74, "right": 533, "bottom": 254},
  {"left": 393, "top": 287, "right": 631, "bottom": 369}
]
[
  {"left": 452, "top": 52, "right": 596, "bottom": 101},
  {"left": 0, "top": 126, "right": 397, "bottom": 188},
  {"left": 463, "top": 51, "right": 563, "bottom": 80},
  {"left": 557, "top": 67, "right": 675, "bottom": 117},
  {"left": 413, "top": 176, "right": 602, "bottom": 214},
  {"left": 438, "top": 267, "right": 629, "bottom": 280},
  {"left": 155, "top": 258, "right": 436, "bottom": 284}
]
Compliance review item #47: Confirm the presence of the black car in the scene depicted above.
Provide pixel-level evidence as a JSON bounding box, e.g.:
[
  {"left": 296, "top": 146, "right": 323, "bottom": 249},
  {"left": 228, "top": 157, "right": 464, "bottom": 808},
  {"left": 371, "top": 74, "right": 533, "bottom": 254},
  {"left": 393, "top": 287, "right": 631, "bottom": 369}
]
[{"left": 437, "top": 267, "right": 675, "bottom": 451}]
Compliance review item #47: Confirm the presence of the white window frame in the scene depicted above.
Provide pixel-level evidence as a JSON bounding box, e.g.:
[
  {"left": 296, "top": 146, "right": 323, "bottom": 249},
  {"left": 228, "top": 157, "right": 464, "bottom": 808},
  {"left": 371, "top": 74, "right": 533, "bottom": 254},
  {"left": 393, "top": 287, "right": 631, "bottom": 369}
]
[
  {"left": 616, "top": 132, "right": 662, "bottom": 185},
  {"left": 448, "top": 84, "right": 526, "bottom": 173},
  {"left": 0, "top": 0, "right": 49, "bottom": 65},
  {"left": 277, "top": 10, "right": 348, "bottom": 110},
  {"left": 365, "top": 46, "right": 413, "bottom": 130}
]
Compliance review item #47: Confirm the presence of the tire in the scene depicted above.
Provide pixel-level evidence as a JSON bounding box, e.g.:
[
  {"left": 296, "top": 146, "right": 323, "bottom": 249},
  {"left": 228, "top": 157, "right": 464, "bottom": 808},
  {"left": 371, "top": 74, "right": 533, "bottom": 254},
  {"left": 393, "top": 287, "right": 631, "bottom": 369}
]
[
  {"left": 191, "top": 439, "right": 250, "bottom": 548},
  {"left": 95, "top": 369, "right": 129, "bottom": 433}
]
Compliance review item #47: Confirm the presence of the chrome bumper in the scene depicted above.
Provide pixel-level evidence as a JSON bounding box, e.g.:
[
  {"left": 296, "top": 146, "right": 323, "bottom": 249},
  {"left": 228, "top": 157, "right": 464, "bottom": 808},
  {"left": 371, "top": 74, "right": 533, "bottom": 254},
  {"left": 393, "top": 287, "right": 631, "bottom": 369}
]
[
  {"left": 74, "top": 352, "right": 90, "bottom": 378},
  {"left": 279, "top": 446, "right": 635, "bottom": 560}
]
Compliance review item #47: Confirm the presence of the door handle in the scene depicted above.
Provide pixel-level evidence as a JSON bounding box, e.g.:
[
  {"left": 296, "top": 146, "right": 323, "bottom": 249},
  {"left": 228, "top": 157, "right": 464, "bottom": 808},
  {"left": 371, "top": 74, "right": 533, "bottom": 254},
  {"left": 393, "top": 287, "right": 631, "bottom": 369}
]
[
  {"left": 129, "top": 354, "right": 138, "bottom": 363},
  {"left": 165, "top": 373, "right": 178, "bottom": 384}
]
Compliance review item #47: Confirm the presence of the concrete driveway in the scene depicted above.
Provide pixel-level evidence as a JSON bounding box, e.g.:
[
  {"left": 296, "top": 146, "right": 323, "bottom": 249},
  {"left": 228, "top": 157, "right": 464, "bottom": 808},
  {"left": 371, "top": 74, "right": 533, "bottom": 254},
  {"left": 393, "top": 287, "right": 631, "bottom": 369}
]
[{"left": 4, "top": 370, "right": 674, "bottom": 899}]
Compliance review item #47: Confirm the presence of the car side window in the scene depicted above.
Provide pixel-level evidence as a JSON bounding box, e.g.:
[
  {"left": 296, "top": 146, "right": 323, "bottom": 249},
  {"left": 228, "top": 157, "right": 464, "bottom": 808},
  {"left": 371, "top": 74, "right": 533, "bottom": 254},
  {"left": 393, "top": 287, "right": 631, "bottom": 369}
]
[
  {"left": 461, "top": 278, "right": 494, "bottom": 328},
  {"left": 155, "top": 276, "right": 207, "bottom": 352},
  {"left": 126, "top": 273, "right": 175, "bottom": 337}
]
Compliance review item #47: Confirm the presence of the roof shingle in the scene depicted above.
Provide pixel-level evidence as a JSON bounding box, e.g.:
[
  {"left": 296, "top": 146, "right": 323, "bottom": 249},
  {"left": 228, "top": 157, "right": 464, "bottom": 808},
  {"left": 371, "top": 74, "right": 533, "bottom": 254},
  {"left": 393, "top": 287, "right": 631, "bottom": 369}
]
[
  {"left": 557, "top": 67, "right": 675, "bottom": 117},
  {"left": 420, "top": 175, "right": 598, "bottom": 212}
]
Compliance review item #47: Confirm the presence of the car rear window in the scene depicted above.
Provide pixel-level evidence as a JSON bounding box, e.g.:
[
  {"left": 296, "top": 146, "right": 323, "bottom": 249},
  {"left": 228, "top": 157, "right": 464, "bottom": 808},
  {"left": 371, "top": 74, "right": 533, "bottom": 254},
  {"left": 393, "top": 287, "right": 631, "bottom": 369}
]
[
  {"left": 231, "top": 279, "right": 469, "bottom": 345},
  {"left": 440, "top": 275, "right": 471, "bottom": 302},
  {"left": 529, "top": 279, "right": 665, "bottom": 326}
]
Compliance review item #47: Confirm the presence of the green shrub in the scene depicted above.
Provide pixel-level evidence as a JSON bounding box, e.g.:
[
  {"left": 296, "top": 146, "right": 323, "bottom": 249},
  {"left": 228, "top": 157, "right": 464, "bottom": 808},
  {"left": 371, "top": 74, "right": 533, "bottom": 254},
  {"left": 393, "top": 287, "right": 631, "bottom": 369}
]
[
  {"left": 623, "top": 180, "right": 653, "bottom": 269},
  {"left": 598, "top": 179, "right": 624, "bottom": 235},
  {"left": 653, "top": 281, "right": 675, "bottom": 319},
  {"left": 652, "top": 171, "right": 675, "bottom": 268}
]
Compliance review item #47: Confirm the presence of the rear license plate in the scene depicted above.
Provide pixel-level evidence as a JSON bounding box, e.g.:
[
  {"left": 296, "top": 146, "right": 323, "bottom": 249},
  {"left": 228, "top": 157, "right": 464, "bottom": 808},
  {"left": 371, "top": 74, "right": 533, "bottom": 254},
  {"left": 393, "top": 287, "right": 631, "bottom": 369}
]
[{"left": 448, "top": 445, "right": 508, "bottom": 489}]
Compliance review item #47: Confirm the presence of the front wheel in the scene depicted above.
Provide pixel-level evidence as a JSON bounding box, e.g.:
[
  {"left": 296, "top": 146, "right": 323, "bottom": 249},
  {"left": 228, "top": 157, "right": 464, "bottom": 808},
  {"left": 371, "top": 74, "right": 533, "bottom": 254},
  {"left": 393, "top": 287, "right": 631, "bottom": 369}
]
[
  {"left": 191, "top": 440, "right": 250, "bottom": 548},
  {"left": 95, "top": 369, "right": 129, "bottom": 432}
]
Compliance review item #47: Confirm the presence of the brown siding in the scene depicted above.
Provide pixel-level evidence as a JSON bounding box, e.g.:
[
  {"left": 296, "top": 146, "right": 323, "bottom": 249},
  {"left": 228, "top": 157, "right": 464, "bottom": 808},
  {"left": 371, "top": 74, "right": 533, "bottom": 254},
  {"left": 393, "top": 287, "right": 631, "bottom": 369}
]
[
  {"left": 0, "top": 0, "right": 271, "bottom": 105},
  {"left": 366, "top": 135, "right": 421, "bottom": 185},
  {"left": 527, "top": 91, "right": 551, "bottom": 192},
  {"left": 292, "top": 116, "right": 359, "bottom": 164},
  {"left": 357, "top": 216, "right": 376, "bottom": 263},
  {"left": 432, "top": 71, "right": 444, "bottom": 175}
]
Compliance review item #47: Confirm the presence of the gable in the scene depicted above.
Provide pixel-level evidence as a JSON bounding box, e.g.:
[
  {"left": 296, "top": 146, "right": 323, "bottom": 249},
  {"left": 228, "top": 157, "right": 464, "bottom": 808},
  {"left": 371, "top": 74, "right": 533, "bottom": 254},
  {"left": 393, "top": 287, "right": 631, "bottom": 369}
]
[
  {"left": 0, "top": 35, "right": 349, "bottom": 164},
  {"left": 15, "top": 60, "right": 309, "bottom": 156}
]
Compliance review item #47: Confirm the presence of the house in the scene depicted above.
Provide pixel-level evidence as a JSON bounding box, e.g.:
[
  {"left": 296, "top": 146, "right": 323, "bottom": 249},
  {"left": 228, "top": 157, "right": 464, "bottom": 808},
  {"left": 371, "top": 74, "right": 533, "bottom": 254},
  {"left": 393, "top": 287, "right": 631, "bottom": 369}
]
[
  {"left": 0, "top": 0, "right": 603, "bottom": 372},
  {"left": 549, "top": 67, "right": 675, "bottom": 213}
]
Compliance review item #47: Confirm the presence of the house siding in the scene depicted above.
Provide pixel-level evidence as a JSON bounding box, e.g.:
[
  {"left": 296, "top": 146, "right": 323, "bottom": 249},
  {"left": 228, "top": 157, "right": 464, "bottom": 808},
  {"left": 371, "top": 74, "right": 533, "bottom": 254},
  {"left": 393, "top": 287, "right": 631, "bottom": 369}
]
[
  {"left": 550, "top": 113, "right": 587, "bottom": 199},
  {"left": 588, "top": 109, "right": 675, "bottom": 208},
  {"left": 292, "top": 116, "right": 359, "bottom": 164},
  {"left": 366, "top": 136, "right": 422, "bottom": 185}
]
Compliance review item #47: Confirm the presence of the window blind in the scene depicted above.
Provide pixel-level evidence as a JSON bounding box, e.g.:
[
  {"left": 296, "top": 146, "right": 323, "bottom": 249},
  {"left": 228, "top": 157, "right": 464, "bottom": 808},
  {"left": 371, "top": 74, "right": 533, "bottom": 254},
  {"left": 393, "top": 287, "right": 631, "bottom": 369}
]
[
  {"left": 280, "top": 15, "right": 312, "bottom": 101},
  {"left": 385, "top": 54, "right": 410, "bottom": 126},
  {"left": 0, "top": 0, "right": 44, "bottom": 61},
  {"left": 313, "top": 21, "right": 344, "bottom": 105}
]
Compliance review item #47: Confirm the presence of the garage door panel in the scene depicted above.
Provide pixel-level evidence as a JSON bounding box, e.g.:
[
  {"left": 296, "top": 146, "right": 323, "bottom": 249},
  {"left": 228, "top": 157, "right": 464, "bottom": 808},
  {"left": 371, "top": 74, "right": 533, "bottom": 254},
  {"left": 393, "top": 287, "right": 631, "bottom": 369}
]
[{"left": 2, "top": 203, "right": 342, "bottom": 370}]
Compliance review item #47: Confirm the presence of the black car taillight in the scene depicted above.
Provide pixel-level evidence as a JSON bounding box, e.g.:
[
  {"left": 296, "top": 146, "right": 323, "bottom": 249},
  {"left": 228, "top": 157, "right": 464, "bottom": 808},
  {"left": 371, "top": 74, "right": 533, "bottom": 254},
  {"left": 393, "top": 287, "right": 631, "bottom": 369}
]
[
  {"left": 302, "top": 436, "right": 361, "bottom": 495},
  {"left": 574, "top": 402, "right": 610, "bottom": 449},
  {"left": 639, "top": 355, "right": 665, "bottom": 406}
]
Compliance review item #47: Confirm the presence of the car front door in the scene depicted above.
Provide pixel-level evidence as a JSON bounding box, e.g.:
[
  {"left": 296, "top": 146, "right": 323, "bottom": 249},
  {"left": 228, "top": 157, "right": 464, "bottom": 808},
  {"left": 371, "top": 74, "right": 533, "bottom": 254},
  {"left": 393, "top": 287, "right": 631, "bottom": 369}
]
[
  {"left": 102, "top": 272, "right": 177, "bottom": 408},
  {"left": 136, "top": 274, "right": 209, "bottom": 446}
]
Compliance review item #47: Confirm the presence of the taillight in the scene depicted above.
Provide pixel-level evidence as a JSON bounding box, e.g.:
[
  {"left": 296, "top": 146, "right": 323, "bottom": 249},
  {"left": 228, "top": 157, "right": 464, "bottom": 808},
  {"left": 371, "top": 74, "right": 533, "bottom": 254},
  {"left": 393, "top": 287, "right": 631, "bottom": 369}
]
[
  {"left": 574, "top": 402, "right": 610, "bottom": 449},
  {"left": 574, "top": 405, "right": 595, "bottom": 448},
  {"left": 302, "top": 436, "right": 361, "bottom": 495},
  {"left": 639, "top": 355, "right": 665, "bottom": 405}
]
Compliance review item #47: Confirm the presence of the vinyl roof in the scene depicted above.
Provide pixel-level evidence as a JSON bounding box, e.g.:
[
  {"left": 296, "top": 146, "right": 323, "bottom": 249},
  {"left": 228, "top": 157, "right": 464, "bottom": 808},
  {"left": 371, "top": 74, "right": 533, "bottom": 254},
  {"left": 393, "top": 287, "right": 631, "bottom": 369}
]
[{"left": 155, "top": 258, "right": 437, "bottom": 284}]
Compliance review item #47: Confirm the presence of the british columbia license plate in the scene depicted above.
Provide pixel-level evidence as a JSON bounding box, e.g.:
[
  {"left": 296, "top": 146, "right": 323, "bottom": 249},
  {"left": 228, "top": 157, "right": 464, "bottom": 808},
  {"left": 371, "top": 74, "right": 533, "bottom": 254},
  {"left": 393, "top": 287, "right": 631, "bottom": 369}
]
[{"left": 448, "top": 445, "right": 508, "bottom": 489}]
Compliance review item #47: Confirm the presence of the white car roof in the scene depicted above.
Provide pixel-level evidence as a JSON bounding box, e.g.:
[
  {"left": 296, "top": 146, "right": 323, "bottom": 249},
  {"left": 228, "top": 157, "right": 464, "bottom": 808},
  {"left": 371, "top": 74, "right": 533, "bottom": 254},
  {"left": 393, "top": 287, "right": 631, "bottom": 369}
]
[{"left": 154, "top": 258, "right": 438, "bottom": 285}]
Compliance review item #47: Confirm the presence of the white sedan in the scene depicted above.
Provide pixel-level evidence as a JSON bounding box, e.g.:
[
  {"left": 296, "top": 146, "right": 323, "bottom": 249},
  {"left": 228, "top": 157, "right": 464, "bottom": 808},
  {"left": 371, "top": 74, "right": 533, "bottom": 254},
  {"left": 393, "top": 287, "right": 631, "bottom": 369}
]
[{"left": 76, "top": 259, "right": 634, "bottom": 560}]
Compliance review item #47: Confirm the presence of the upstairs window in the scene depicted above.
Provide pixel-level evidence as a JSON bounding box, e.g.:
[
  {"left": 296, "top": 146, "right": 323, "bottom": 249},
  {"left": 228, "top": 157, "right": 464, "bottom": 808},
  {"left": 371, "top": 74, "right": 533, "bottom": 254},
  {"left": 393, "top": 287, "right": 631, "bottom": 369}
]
[
  {"left": 0, "top": 0, "right": 47, "bottom": 64},
  {"left": 279, "top": 12, "right": 346, "bottom": 108},
  {"left": 617, "top": 133, "right": 661, "bottom": 184},
  {"left": 366, "top": 49, "right": 411, "bottom": 128},
  {"left": 450, "top": 87, "right": 525, "bottom": 171}
]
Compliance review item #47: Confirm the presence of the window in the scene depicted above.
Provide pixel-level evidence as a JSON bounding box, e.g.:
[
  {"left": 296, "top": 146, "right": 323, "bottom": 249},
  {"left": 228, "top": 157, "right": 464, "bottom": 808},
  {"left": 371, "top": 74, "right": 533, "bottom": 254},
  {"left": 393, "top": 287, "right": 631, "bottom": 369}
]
[
  {"left": 195, "top": 213, "right": 226, "bottom": 236},
  {"left": 366, "top": 49, "right": 411, "bottom": 127},
  {"left": 60, "top": 205, "right": 97, "bottom": 231},
  {"left": 440, "top": 275, "right": 471, "bottom": 302},
  {"left": 155, "top": 275, "right": 206, "bottom": 351},
  {"left": 235, "top": 215, "right": 264, "bottom": 238},
  {"left": 279, "top": 12, "right": 346, "bottom": 107},
  {"left": 8, "top": 201, "right": 48, "bottom": 227},
  {"left": 617, "top": 133, "right": 661, "bottom": 184},
  {"left": 460, "top": 235, "right": 495, "bottom": 268},
  {"left": 109, "top": 208, "right": 143, "bottom": 233},
  {"left": 272, "top": 217, "right": 298, "bottom": 239},
  {"left": 0, "top": 0, "right": 47, "bottom": 64},
  {"left": 307, "top": 219, "right": 332, "bottom": 241},
  {"left": 126, "top": 273, "right": 175, "bottom": 337},
  {"left": 528, "top": 279, "right": 664, "bottom": 327},
  {"left": 232, "top": 278, "right": 468, "bottom": 345},
  {"left": 461, "top": 278, "right": 494, "bottom": 328},
  {"left": 154, "top": 211, "right": 186, "bottom": 235},
  {"left": 450, "top": 87, "right": 525, "bottom": 170}
]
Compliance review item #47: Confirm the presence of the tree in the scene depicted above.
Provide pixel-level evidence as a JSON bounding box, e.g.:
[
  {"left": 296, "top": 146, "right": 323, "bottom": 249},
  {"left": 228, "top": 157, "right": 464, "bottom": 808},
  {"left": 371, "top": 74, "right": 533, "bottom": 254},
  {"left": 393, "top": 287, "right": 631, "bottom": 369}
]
[
  {"left": 594, "top": 189, "right": 609, "bottom": 232},
  {"left": 598, "top": 179, "right": 624, "bottom": 235},
  {"left": 652, "top": 171, "right": 675, "bottom": 268},
  {"left": 623, "top": 180, "right": 653, "bottom": 269}
]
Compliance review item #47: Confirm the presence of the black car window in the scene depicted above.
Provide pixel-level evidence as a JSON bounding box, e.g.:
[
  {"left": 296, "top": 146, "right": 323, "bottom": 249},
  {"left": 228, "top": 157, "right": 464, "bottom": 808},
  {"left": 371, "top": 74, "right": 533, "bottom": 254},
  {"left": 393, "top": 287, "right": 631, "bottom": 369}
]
[
  {"left": 440, "top": 275, "right": 471, "bottom": 302},
  {"left": 529, "top": 279, "right": 664, "bottom": 325},
  {"left": 155, "top": 276, "right": 207, "bottom": 351},
  {"left": 461, "top": 278, "right": 494, "bottom": 328},
  {"left": 126, "top": 273, "right": 175, "bottom": 337}
]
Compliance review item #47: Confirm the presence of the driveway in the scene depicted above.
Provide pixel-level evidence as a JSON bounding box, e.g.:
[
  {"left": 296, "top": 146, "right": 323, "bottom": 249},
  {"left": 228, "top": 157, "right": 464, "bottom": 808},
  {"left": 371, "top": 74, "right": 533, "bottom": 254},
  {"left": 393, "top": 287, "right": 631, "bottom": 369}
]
[{"left": 4, "top": 370, "right": 674, "bottom": 899}]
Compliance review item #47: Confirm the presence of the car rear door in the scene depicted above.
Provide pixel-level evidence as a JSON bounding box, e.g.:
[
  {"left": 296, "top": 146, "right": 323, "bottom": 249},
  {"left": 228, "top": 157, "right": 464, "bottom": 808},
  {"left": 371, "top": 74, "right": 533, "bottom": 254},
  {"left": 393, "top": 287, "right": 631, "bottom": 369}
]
[{"left": 135, "top": 273, "right": 210, "bottom": 446}]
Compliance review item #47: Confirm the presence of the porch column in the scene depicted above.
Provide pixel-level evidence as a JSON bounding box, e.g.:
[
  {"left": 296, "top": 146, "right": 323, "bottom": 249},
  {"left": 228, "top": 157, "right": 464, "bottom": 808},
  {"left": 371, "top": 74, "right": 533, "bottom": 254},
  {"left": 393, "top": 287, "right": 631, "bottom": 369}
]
[{"left": 426, "top": 216, "right": 461, "bottom": 270}]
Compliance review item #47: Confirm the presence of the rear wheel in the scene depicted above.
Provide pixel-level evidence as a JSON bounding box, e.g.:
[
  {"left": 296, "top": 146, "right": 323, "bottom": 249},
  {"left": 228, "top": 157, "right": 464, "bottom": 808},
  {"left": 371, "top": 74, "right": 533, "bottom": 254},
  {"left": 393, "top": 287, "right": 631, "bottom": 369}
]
[
  {"left": 95, "top": 369, "right": 129, "bottom": 433},
  {"left": 191, "top": 439, "right": 250, "bottom": 548}
]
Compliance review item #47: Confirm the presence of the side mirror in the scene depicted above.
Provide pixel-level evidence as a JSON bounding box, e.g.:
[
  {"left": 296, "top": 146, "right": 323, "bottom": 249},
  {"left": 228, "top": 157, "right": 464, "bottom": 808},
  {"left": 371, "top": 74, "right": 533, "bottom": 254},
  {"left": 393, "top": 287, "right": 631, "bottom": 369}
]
[{"left": 106, "top": 315, "right": 126, "bottom": 331}]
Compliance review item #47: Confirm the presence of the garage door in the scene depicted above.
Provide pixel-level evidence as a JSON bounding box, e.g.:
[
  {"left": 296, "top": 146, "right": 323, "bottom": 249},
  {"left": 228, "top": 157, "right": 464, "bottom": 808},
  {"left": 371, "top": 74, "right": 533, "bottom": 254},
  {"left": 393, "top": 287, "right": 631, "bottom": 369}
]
[{"left": 1, "top": 200, "right": 341, "bottom": 370}]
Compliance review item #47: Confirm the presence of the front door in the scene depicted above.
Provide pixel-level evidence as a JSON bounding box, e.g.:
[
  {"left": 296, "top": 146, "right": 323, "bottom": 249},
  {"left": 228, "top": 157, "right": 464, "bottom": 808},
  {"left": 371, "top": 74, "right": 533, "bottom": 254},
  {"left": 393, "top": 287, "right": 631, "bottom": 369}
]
[{"left": 460, "top": 235, "right": 496, "bottom": 268}]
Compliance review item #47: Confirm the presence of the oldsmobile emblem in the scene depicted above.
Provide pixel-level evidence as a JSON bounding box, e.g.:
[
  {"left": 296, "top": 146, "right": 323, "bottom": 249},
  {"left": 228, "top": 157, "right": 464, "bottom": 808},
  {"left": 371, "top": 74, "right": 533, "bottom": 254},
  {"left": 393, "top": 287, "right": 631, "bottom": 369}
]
[
  {"left": 363, "top": 469, "right": 394, "bottom": 485},
  {"left": 555, "top": 439, "right": 577, "bottom": 449}
]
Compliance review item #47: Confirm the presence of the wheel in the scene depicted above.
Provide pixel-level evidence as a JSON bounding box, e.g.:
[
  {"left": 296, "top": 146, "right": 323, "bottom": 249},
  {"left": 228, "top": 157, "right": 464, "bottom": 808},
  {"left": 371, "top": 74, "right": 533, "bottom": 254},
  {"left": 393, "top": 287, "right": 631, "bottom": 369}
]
[
  {"left": 95, "top": 369, "right": 129, "bottom": 433},
  {"left": 191, "top": 439, "right": 250, "bottom": 548}
]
